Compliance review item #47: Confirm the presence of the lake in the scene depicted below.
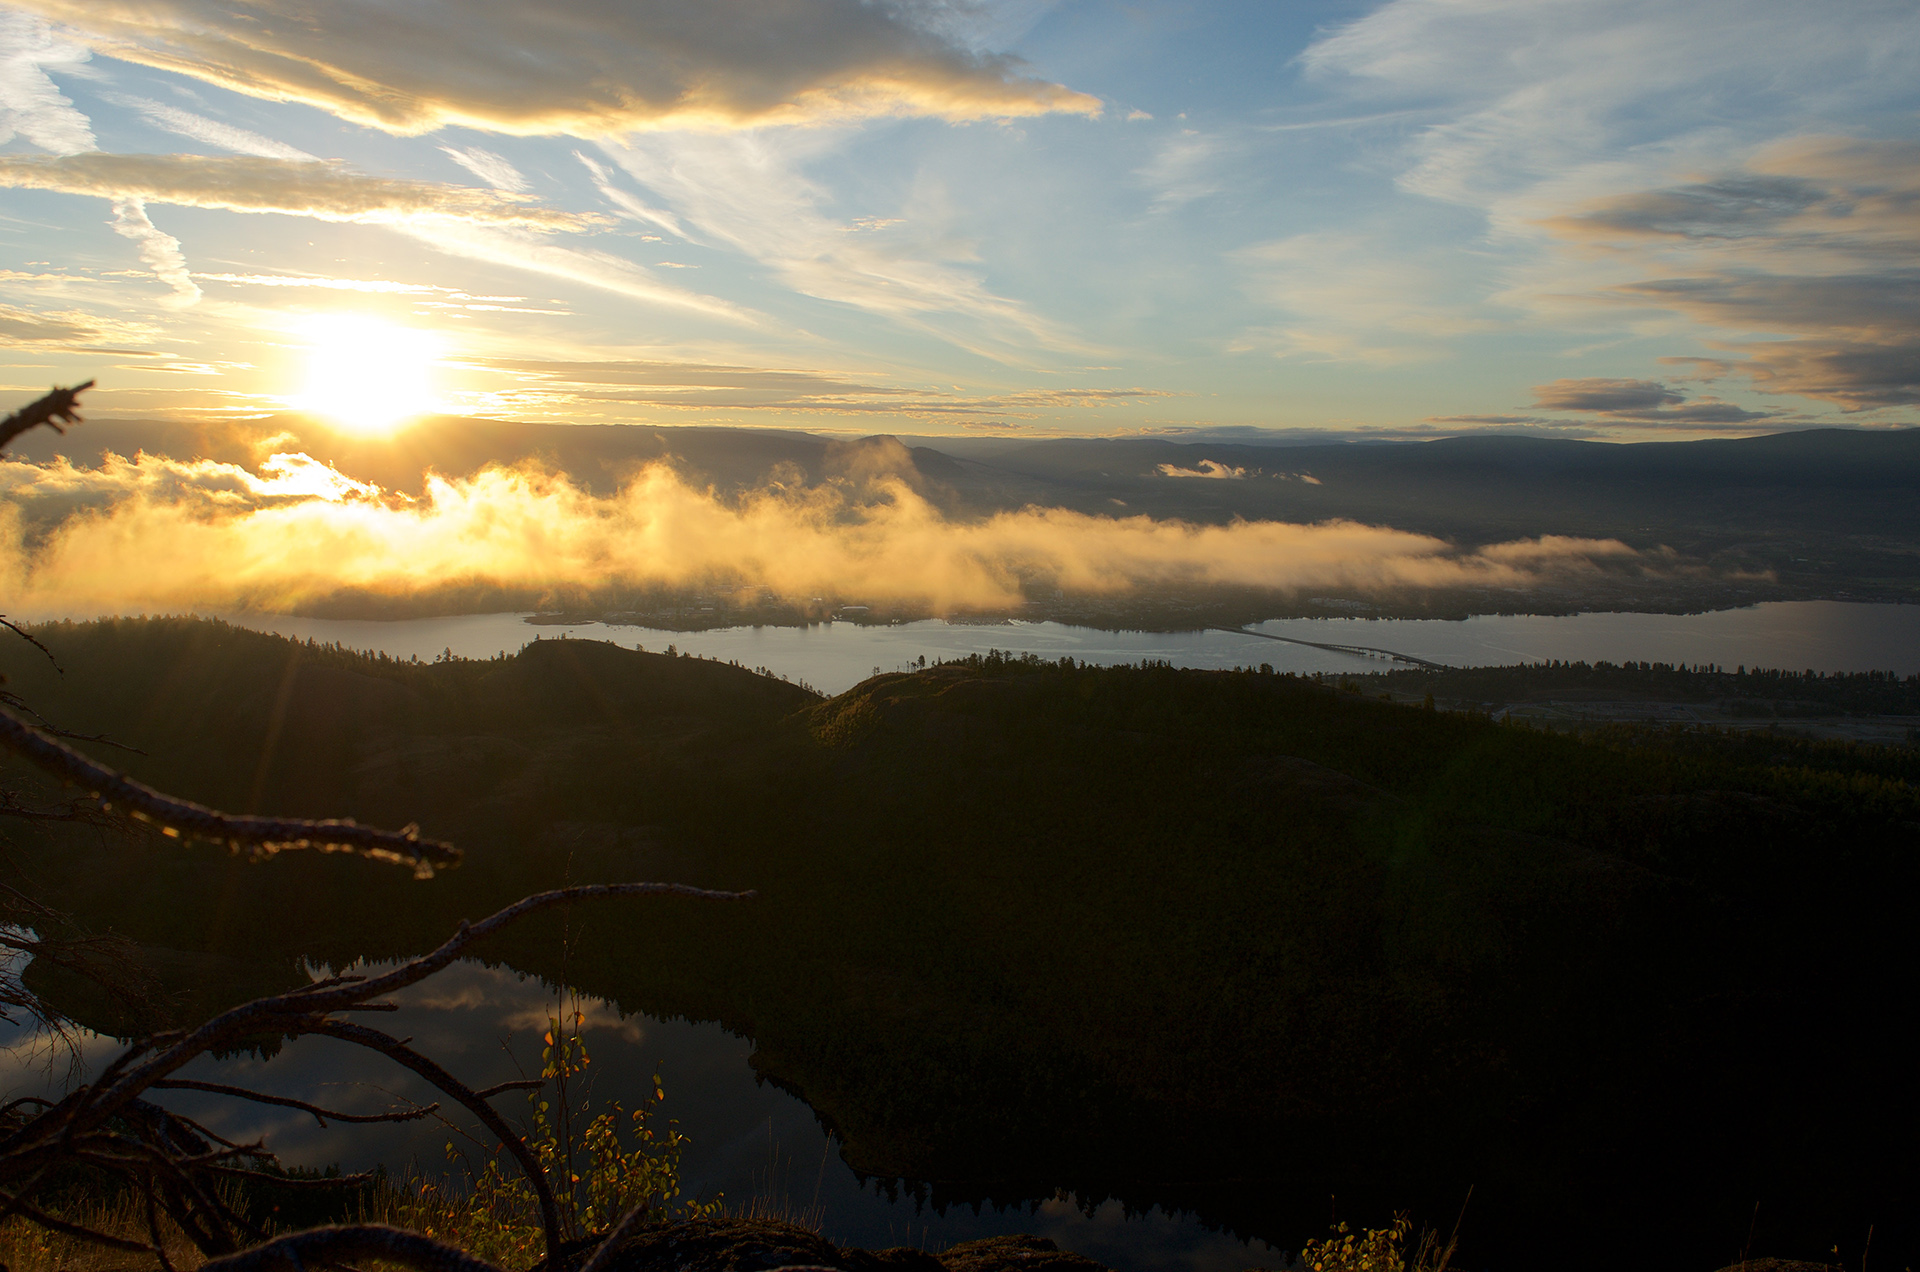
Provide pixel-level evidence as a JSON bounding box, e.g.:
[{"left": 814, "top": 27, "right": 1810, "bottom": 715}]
[
  {"left": 158, "top": 599, "right": 1920, "bottom": 695},
  {"left": 0, "top": 962, "right": 1282, "bottom": 1272}
]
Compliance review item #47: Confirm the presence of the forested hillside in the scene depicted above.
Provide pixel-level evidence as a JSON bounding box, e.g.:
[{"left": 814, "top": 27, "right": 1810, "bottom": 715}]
[{"left": 4, "top": 619, "right": 1913, "bottom": 1271}]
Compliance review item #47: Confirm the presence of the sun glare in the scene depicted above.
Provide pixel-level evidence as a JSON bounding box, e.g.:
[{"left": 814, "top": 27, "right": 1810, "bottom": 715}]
[{"left": 295, "top": 315, "right": 443, "bottom": 435}]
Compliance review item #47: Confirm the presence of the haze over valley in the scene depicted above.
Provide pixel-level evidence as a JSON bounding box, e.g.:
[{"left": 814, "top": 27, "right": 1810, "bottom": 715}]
[{"left": 7, "top": 416, "right": 1916, "bottom": 627}]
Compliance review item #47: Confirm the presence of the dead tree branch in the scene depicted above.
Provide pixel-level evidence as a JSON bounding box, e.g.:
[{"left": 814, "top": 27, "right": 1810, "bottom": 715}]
[
  {"left": 307, "top": 1019, "right": 564, "bottom": 1256},
  {"left": 0, "top": 381, "right": 92, "bottom": 451},
  {"left": 1, "top": 689, "right": 145, "bottom": 753},
  {"left": 0, "top": 619, "right": 63, "bottom": 674},
  {"left": 0, "top": 704, "right": 459, "bottom": 874},
  {"left": 149, "top": 1080, "right": 440, "bottom": 1127},
  {"left": 0, "top": 884, "right": 753, "bottom": 1266}
]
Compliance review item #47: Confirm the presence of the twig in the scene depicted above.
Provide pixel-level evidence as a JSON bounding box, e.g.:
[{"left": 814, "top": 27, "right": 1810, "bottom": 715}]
[
  {"left": 0, "top": 619, "right": 62, "bottom": 675},
  {"left": 201, "top": 1165, "right": 377, "bottom": 1189},
  {"left": 1, "top": 689, "right": 145, "bottom": 753},
  {"left": 308, "top": 1020, "right": 565, "bottom": 1260},
  {"left": 0, "top": 704, "right": 460, "bottom": 874},
  {"left": 0, "top": 790, "right": 117, "bottom": 823},
  {"left": 258, "top": 883, "right": 753, "bottom": 1025},
  {"left": 142, "top": 1181, "right": 178, "bottom": 1272},
  {"left": 151, "top": 1079, "right": 439, "bottom": 1127},
  {"left": 473, "top": 1079, "right": 545, "bottom": 1099},
  {"left": 0, "top": 884, "right": 753, "bottom": 1265},
  {"left": 0, "top": 381, "right": 92, "bottom": 451},
  {"left": 577, "top": 1200, "right": 650, "bottom": 1272}
]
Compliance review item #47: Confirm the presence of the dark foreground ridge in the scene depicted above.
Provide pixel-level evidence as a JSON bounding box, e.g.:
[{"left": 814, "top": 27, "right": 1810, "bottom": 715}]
[{"left": 4, "top": 620, "right": 1913, "bottom": 1272}]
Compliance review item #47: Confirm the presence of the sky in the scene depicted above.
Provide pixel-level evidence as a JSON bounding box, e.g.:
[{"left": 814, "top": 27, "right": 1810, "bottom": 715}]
[{"left": 0, "top": 0, "right": 1917, "bottom": 444}]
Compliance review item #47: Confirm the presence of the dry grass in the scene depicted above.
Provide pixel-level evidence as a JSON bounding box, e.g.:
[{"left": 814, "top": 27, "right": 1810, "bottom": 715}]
[
  {"left": 0, "top": 1181, "right": 511, "bottom": 1272},
  {"left": 0, "top": 1176, "right": 833, "bottom": 1272},
  {"left": 0, "top": 1192, "right": 212, "bottom": 1272}
]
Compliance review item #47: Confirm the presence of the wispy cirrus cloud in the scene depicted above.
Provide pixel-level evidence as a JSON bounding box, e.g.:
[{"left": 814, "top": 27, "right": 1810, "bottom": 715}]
[
  {"left": 1292, "top": 0, "right": 1920, "bottom": 420},
  {"left": 0, "top": 151, "right": 753, "bottom": 320},
  {"left": 12, "top": 0, "right": 1099, "bottom": 135},
  {"left": 0, "top": 152, "right": 598, "bottom": 230},
  {"left": 470, "top": 357, "right": 1167, "bottom": 420},
  {"left": 1234, "top": 230, "right": 1502, "bottom": 364},
  {"left": 1301, "top": 0, "right": 1920, "bottom": 211},
  {"left": 0, "top": 11, "right": 95, "bottom": 155},
  {"left": 110, "top": 93, "right": 318, "bottom": 161},
  {"left": 600, "top": 131, "right": 1095, "bottom": 360},
  {"left": 1136, "top": 129, "right": 1230, "bottom": 212},
  {"left": 438, "top": 145, "right": 530, "bottom": 193}
]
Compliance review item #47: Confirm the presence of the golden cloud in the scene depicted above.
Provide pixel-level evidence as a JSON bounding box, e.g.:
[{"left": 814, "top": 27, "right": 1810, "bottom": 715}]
[
  {"left": 0, "top": 153, "right": 601, "bottom": 230},
  {"left": 0, "top": 449, "right": 1640, "bottom": 615},
  {"left": 0, "top": 302, "right": 156, "bottom": 349},
  {"left": 17, "top": 0, "right": 1100, "bottom": 135}
]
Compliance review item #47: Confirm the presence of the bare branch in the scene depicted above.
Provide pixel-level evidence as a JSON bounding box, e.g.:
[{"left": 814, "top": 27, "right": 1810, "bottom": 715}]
[
  {"left": 578, "top": 1200, "right": 650, "bottom": 1272},
  {"left": 0, "top": 381, "right": 92, "bottom": 451},
  {"left": 0, "top": 704, "right": 460, "bottom": 874},
  {"left": 306, "top": 1020, "right": 564, "bottom": 1259},
  {"left": 474, "top": 1079, "right": 545, "bottom": 1100},
  {"left": 198, "top": 1225, "right": 504, "bottom": 1272},
  {"left": 151, "top": 1080, "right": 439, "bottom": 1127},
  {"left": 1, "top": 689, "right": 146, "bottom": 753},
  {"left": 0, "top": 790, "right": 119, "bottom": 823},
  {"left": 273, "top": 883, "right": 755, "bottom": 1017},
  {"left": 0, "top": 878, "right": 753, "bottom": 1266},
  {"left": 142, "top": 1181, "right": 178, "bottom": 1272},
  {"left": 78, "top": 884, "right": 751, "bottom": 1140},
  {"left": 0, "top": 619, "right": 62, "bottom": 675},
  {"left": 201, "top": 1165, "right": 377, "bottom": 1189}
]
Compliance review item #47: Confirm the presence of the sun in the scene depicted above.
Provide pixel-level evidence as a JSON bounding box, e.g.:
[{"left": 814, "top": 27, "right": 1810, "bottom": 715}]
[{"left": 294, "top": 314, "right": 443, "bottom": 435}]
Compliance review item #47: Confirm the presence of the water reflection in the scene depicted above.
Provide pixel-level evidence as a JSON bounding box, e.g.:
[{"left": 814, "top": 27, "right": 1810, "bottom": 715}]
[
  {"left": 169, "top": 599, "right": 1920, "bottom": 695},
  {"left": 0, "top": 959, "right": 1281, "bottom": 1272}
]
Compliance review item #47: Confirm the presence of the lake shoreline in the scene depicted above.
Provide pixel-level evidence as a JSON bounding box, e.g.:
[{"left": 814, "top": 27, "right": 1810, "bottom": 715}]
[{"left": 129, "top": 600, "right": 1918, "bottom": 695}]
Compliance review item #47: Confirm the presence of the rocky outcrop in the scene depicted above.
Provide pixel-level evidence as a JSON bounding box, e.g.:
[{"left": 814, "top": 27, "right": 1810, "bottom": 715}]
[{"left": 575, "top": 1220, "right": 1111, "bottom": 1272}]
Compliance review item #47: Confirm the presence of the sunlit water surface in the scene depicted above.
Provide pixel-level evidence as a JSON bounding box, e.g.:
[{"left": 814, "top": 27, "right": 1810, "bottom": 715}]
[
  {"left": 0, "top": 962, "right": 1282, "bottom": 1272},
  {"left": 118, "top": 599, "right": 1920, "bottom": 694}
]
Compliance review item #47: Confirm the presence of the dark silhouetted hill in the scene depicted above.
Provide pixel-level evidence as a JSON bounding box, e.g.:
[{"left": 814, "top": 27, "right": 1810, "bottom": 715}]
[{"left": 3, "top": 621, "right": 1913, "bottom": 1272}]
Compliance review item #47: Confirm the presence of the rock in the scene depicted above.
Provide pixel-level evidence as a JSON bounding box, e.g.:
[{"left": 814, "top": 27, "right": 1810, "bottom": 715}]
[
  {"left": 940, "top": 1234, "right": 1111, "bottom": 1272},
  {"left": 576, "top": 1219, "right": 1111, "bottom": 1272}
]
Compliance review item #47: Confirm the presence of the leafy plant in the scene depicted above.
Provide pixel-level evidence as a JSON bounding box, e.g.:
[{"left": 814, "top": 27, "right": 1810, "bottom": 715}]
[
  {"left": 436, "top": 1008, "right": 721, "bottom": 1268},
  {"left": 1297, "top": 1214, "right": 1459, "bottom": 1272}
]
